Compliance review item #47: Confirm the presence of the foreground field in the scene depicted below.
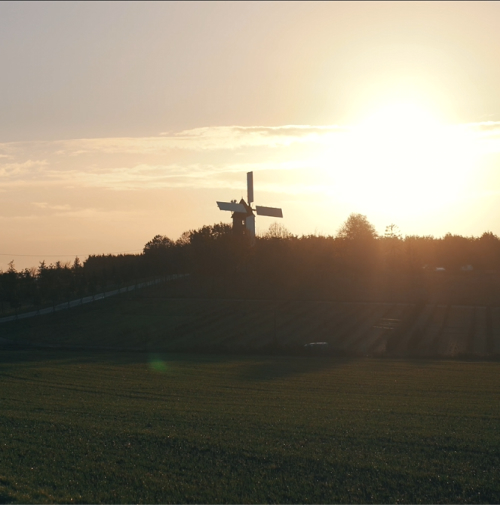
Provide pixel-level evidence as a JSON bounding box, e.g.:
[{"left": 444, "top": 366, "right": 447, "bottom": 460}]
[{"left": 1, "top": 351, "right": 499, "bottom": 503}]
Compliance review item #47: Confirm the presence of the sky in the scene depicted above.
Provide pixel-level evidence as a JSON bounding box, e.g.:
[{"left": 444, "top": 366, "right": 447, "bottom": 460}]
[{"left": 2, "top": 1, "right": 500, "bottom": 270}]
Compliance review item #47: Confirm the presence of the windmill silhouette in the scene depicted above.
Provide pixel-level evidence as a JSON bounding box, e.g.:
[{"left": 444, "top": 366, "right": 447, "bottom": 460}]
[{"left": 216, "top": 172, "right": 283, "bottom": 244}]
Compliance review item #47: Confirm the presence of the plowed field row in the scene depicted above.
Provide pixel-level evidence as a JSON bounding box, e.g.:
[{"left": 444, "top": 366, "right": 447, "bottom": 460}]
[{"left": 3, "top": 294, "right": 500, "bottom": 357}]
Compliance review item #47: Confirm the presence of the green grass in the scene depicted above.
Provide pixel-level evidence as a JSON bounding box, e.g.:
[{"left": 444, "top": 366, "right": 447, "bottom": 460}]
[{"left": 1, "top": 351, "right": 500, "bottom": 503}]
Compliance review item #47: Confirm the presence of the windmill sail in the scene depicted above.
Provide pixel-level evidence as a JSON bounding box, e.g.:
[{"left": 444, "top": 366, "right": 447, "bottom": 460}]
[
  {"left": 247, "top": 171, "right": 254, "bottom": 204},
  {"left": 256, "top": 205, "right": 283, "bottom": 218},
  {"left": 217, "top": 201, "right": 247, "bottom": 213}
]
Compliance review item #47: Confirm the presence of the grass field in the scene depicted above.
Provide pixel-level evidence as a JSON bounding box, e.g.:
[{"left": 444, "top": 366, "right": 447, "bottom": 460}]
[{"left": 1, "top": 350, "right": 500, "bottom": 503}]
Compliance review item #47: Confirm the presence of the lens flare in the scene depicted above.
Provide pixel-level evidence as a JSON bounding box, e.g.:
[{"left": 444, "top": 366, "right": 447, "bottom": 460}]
[{"left": 149, "top": 354, "right": 168, "bottom": 372}]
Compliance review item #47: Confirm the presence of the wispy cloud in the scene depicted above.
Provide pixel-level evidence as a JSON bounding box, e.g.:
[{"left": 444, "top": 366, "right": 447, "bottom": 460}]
[
  {"left": 64, "top": 159, "right": 314, "bottom": 191},
  {"left": 1, "top": 122, "right": 499, "bottom": 158},
  {"left": 159, "top": 125, "right": 349, "bottom": 150},
  {"left": 0, "top": 122, "right": 499, "bottom": 194},
  {"left": 32, "top": 202, "right": 72, "bottom": 211},
  {"left": 0, "top": 159, "right": 48, "bottom": 177},
  {"left": 0, "top": 125, "right": 348, "bottom": 157},
  {"left": 465, "top": 121, "right": 500, "bottom": 135},
  {"left": 0, "top": 206, "right": 143, "bottom": 221}
]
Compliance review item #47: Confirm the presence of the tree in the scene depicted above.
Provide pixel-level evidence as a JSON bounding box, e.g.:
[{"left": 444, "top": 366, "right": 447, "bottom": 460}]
[
  {"left": 439, "top": 234, "right": 472, "bottom": 271},
  {"left": 337, "top": 213, "right": 379, "bottom": 275},
  {"left": 143, "top": 235, "right": 174, "bottom": 254},
  {"left": 188, "top": 223, "right": 249, "bottom": 277},
  {"left": 176, "top": 231, "right": 191, "bottom": 247},
  {"left": 475, "top": 232, "right": 500, "bottom": 271},
  {"left": 263, "top": 222, "right": 294, "bottom": 239},
  {"left": 382, "top": 224, "right": 403, "bottom": 269},
  {"left": 143, "top": 235, "right": 176, "bottom": 276},
  {"left": 4, "top": 261, "right": 20, "bottom": 313},
  {"left": 188, "top": 223, "right": 233, "bottom": 245},
  {"left": 384, "top": 224, "right": 402, "bottom": 241},
  {"left": 337, "top": 213, "right": 378, "bottom": 241}
]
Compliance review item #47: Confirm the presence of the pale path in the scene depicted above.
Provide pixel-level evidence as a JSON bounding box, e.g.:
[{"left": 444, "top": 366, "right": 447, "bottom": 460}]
[{"left": 0, "top": 274, "right": 188, "bottom": 325}]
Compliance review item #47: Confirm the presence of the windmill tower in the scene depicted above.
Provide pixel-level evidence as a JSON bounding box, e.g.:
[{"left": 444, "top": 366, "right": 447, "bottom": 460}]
[{"left": 216, "top": 172, "right": 283, "bottom": 244}]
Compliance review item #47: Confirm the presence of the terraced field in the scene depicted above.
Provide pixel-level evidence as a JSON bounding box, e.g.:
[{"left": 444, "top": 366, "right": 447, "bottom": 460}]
[{"left": 2, "top": 286, "right": 500, "bottom": 358}]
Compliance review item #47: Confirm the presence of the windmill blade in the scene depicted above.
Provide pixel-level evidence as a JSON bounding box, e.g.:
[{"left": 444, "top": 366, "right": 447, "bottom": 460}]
[
  {"left": 247, "top": 172, "right": 254, "bottom": 204},
  {"left": 256, "top": 205, "right": 283, "bottom": 218},
  {"left": 217, "top": 201, "right": 247, "bottom": 213}
]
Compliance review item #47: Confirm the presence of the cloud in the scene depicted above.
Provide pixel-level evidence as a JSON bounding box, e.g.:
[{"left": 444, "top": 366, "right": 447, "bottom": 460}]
[
  {"left": 459, "top": 121, "right": 500, "bottom": 154},
  {"left": 160, "top": 125, "right": 349, "bottom": 150},
  {"left": 0, "top": 125, "right": 346, "bottom": 157},
  {"left": 32, "top": 202, "right": 72, "bottom": 211},
  {"left": 0, "top": 206, "right": 143, "bottom": 221},
  {"left": 48, "top": 207, "right": 144, "bottom": 220},
  {"left": 465, "top": 121, "right": 500, "bottom": 135},
  {"left": 59, "top": 159, "right": 316, "bottom": 191},
  {"left": 0, "top": 159, "right": 48, "bottom": 177},
  {"left": 2, "top": 121, "right": 499, "bottom": 161},
  {"left": 1, "top": 122, "right": 500, "bottom": 195}
]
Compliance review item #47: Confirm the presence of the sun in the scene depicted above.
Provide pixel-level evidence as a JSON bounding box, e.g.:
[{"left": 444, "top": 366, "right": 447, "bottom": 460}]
[
  {"left": 319, "top": 101, "right": 480, "bottom": 220},
  {"left": 358, "top": 102, "right": 441, "bottom": 134}
]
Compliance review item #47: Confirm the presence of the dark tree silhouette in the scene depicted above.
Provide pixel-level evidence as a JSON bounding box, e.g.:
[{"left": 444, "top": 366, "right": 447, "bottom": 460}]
[
  {"left": 337, "top": 213, "right": 378, "bottom": 241},
  {"left": 143, "top": 235, "right": 174, "bottom": 254},
  {"left": 5, "top": 216, "right": 500, "bottom": 312},
  {"left": 337, "top": 213, "right": 379, "bottom": 276}
]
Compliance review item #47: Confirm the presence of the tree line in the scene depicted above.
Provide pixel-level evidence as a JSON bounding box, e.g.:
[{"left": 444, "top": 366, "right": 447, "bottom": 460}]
[{"left": 2, "top": 213, "right": 500, "bottom": 314}]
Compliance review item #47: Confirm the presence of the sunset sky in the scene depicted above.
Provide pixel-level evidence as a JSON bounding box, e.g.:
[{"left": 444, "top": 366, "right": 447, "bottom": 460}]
[{"left": 2, "top": 2, "right": 500, "bottom": 270}]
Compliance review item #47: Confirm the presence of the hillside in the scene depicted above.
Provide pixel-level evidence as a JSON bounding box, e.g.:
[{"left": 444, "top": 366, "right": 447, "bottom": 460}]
[{"left": 2, "top": 280, "right": 500, "bottom": 358}]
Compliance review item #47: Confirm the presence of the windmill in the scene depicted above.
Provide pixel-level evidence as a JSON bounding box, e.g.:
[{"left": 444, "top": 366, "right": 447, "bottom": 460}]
[{"left": 216, "top": 172, "right": 283, "bottom": 244}]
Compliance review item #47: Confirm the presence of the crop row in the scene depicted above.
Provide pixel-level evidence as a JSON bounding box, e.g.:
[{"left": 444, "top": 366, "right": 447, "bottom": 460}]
[{"left": 3, "top": 295, "right": 500, "bottom": 357}]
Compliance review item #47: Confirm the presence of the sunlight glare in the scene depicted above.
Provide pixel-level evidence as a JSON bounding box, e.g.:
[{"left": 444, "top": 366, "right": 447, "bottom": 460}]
[{"left": 318, "top": 102, "right": 480, "bottom": 220}]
